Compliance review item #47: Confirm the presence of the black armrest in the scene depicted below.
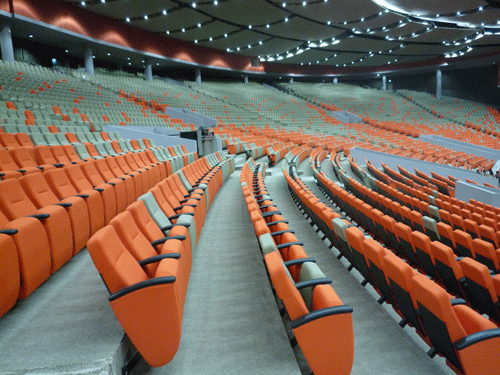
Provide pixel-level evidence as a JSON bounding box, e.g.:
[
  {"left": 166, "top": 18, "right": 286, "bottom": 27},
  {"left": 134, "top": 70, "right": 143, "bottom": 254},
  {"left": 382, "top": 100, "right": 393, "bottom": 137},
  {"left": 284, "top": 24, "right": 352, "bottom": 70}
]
[
  {"left": 290, "top": 305, "right": 353, "bottom": 329},
  {"left": 138, "top": 253, "right": 181, "bottom": 266},
  {"left": 257, "top": 198, "right": 272, "bottom": 204},
  {"left": 295, "top": 278, "right": 332, "bottom": 290},
  {"left": 180, "top": 197, "right": 200, "bottom": 203},
  {"left": 454, "top": 328, "right": 500, "bottom": 350},
  {"left": 150, "top": 235, "right": 187, "bottom": 247},
  {"left": 106, "top": 182, "right": 116, "bottom": 186},
  {"left": 450, "top": 298, "right": 467, "bottom": 306},
  {"left": 119, "top": 177, "right": 126, "bottom": 181},
  {"left": 37, "top": 166, "right": 44, "bottom": 170},
  {"left": 187, "top": 189, "right": 195, "bottom": 193},
  {"left": 254, "top": 193, "right": 266, "bottom": 198},
  {"left": 0, "top": 228, "right": 18, "bottom": 235},
  {"left": 29, "top": 213, "right": 50, "bottom": 220},
  {"left": 53, "top": 163, "right": 64, "bottom": 168},
  {"left": 160, "top": 223, "right": 191, "bottom": 232},
  {"left": 16, "top": 169, "right": 26, "bottom": 173},
  {"left": 259, "top": 204, "right": 276, "bottom": 210},
  {"left": 108, "top": 276, "right": 176, "bottom": 301},
  {"left": 173, "top": 204, "right": 197, "bottom": 212},
  {"left": 168, "top": 213, "right": 194, "bottom": 220},
  {"left": 270, "top": 230, "right": 295, "bottom": 237},
  {"left": 261, "top": 210, "right": 281, "bottom": 218},
  {"left": 276, "top": 241, "right": 304, "bottom": 250},
  {"left": 93, "top": 188, "right": 104, "bottom": 192},
  {"left": 284, "top": 258, "right": 316, "bottom": 267},
  {"left": 0, "top": 173, "right": 4, "bottom": 177},
  {"left": 266, "top": 220, "right": 289, "bottom": 227},
  {"left": 56, "top": 202, "right": 72, "bottom": 208},
  {"left": 76, "top": 194, "right": 89, "bottom": 199}
]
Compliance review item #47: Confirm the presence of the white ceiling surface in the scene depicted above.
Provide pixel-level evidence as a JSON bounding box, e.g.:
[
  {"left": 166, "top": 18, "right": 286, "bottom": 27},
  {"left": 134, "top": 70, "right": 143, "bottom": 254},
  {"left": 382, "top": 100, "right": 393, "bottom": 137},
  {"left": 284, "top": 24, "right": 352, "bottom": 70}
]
[{"left": 60, "top": 0, "right": 500, "bottom": 69}]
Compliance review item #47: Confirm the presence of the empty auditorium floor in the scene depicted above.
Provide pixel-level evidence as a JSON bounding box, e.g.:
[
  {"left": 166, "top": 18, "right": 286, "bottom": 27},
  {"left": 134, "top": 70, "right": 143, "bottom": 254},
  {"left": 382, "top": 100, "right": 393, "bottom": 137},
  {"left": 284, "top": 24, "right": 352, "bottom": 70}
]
[{"left": 0, "top": 153, "right": 456, "bottom": 375}]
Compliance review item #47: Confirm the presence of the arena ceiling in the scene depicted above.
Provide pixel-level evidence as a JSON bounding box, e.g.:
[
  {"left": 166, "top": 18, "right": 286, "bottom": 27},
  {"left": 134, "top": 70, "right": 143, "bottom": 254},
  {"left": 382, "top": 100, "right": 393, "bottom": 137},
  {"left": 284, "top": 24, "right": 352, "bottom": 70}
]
[{"left": 59, "top": 0, "right": 500, "bottom": 71}]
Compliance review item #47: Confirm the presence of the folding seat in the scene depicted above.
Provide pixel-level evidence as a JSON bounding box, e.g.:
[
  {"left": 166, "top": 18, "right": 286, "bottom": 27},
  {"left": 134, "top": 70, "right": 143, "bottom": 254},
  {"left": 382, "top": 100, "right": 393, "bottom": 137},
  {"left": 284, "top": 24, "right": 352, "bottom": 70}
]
[
  {"left": 0, "top": 178, "right": 73, "bottom": 273},
  {"left": 123, "top": 153, "right": 153, "bottom": 189},
  {"left": 76, "top": 133, "right": 91, "bottom": 143},
  {"left": 93, "top": 158, "right": 130, "bottom": 213},
  {"left": 72, "top": 143, "right": 95, "bottom": 160},
  {"left": 409, "top": 210, "right": 425, "bottom": 233},
  {"left": 363, "top": 238, "right": 396, "bottom": 305},
  {"left": 383, "top": 251, "right": 427, "bottom": 338},
  {"left": 483, "top": 217, "right": 498, "bottom": 232},
  {"left": 99, "top": 132, "right": 111, "bottom": 141},
  {"left": 436, "top": 222, "right": 456, "bottom": 251},
  {"left": 395, "top": 222, "right": 419, "bottom": 266},
  {"left": 463, "top": 218, "right": 480, "bottom": 239},
  {"left": 410, "top": 231, "right": 439, "bottom": 280},
  {"left": 411, "top": 273, "right": 500, "bottom": 375},
  {"left": 14, "top": 132, "right": 34, "bottom": 147},
  {"left": 263, "top": 250, "right": 354, "bottom": 375},
  {"left": 62, "top": 144, "right": 84, "bottom": 164},
  {"left": 119, "top": 140, "right": 136, "bottom": 153},
  {"left": 85, "top": 142, "right": 106, "bottom": 158},
  {"left": 478, "top": 224, "right": 499, "bottom": 248},
  {"left": 459, "top": 257, "right": 500, "bottom": 323},
  {"left": 145, "top": 149, "right": 172, "bottom": 177},
  {"left": 86, "top": 225, "right": 184, "bottom": 367},
  {"left": 55, "top": 133, "right": 70, "bottom": 145},
  {"left": 65, "top": 132, "right": 79, "bottom": 143},
  {"left": 42, "top": 133, "right": 59, "bottom": 146},
  {"left": 33, "top": 145, "right": 68, "bottom": 168},
  {"left": 43, "top": 167, "right": 105, "bottom": 236},
  {"left": 151, "top": 184, "right": 203, "bottom": 242},
  {"left": 114, "top": 154, "right": 147, "bottom": 196},
  {"left": 438, "top": 209, "right": 452, "bottom": 226},
  {"left": 471, "top": 238, "right": 500, "bottom": 273},
  {"left": 431, "top": 241, "right": 467, "bottom": 298},
  {"left": 454, "top": 229, "right": 475, "bottom": 258},
  {"left": 0, "top": 148, "right": 40, "bottom": 176},
  {"left": 9, "top": 147, "right": 56, "bottom": 172},
  {"left": 0, "top": 210, "right": 51, "bottom": 299},
  {"left": 19, "top": 172, "right": 90, "bottom": 255},
  {"left": 450, "top": 214, "right": 466, "bottom": 232},
  {"left": 133, "top": 152, "right": 162, "bottom": 185},
  {"left": 129, "top": 139, "right": 142, "bottom": 151},
  {"left": 110, "top": 211, "right": 190, "bottom": 307},
  {"left": 167, "top": 173, "right": 207, "bottom": 212},
  {"left": 138, "top": 192, "right": 196, "bottom": 253},
  {"left": 127, "top": 199, "right": 194, "bottom": 258},
  {"left": 0, "top": 231, "right": 20, "bottom": 317},
  {"left": 345, "top": 226, "right": 375, "bottom": 286},
  {"left": 428, "top": 205, "right": 441, "bottom": 223},
  {"left": 104, "top": 156, "right": 137, "bottom": 201},
  {"left": 71, "top": 162, "right": 118, "bottom": 223},
  {"left": 0, "top": 132, "right": 20, "bottom": 148},
  {"left": 29, "top": 132, "right": 46, "bottom": 146}
]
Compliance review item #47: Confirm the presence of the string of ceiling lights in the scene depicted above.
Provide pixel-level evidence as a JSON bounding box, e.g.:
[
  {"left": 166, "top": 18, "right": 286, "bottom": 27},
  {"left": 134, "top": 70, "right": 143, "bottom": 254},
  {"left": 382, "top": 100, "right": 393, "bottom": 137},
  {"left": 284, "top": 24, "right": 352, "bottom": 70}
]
[{"left": 77, "top": 0, "right": 500, "bottom": 65}]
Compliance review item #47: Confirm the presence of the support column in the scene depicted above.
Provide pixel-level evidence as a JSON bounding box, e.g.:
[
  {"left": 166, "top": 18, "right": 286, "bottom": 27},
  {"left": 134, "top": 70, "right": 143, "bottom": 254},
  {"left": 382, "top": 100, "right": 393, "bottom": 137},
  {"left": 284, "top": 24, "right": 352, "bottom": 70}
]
[
  {"left": 84, "top": 46, "right": 94, "bottom": 75},
  {"left": 333, "top": 77, "right": 338, "bottom": 85},
  {"left": 382, "top": 75, "right": 387, "bottom": 91},
  {"left": 195, "top": 68, "right": 201, "bottom": 84},
  {"left": 289, "top": 77, "right": 294, "bottom": 84},
  {"left": 243, "top": 74, "right": 248, "bottom": 84},
  {"left": 0, "top": 25, "right": 14, "bottom": 62},
  {"left": 436, "top": 69, "right": 442, "bottom": 99},
  {"left": 145, "top": 59, "right": 152, "bottom": 82}
]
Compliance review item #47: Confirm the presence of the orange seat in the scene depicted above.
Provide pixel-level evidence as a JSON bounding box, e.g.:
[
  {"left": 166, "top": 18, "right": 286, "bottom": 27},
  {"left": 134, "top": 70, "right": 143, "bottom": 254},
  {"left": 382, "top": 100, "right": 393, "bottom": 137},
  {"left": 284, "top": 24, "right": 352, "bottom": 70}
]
[
  {"left": 0, "top": 178, "right": 73, "bottom": 273},
  {"left": 87, "top": 225, "right": 184, "bottom": 367}
]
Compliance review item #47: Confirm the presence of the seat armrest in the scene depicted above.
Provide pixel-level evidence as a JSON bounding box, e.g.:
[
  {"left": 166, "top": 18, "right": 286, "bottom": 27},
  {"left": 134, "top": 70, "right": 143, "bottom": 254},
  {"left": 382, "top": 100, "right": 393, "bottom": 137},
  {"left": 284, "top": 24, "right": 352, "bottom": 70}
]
[
  {"left": 270, "top": 230, "right": 295, "bottom": 237},
  {"left": 261, "top": 210, "right": 282, "bottom": 218},
  {"left": 150, "top": 236, "right": 187, "bottom": 247},
  {"left": 160, "top": 223, "right": 191, "bottom": 232},
  {"left": 29, "top": 213, "right": 50, "bottom": 220},
  {"left": 290, "top": 305, "right": 353, "bottom": 329},
  {"left": 276, "top": 241, "right": 304, "bottom": 250},
  {"left": 454, "top": 328, "right": 500, "bottom": 350},
  {"left": 138, "top": 253, "right": 181, "bottom": 266},
  {"left": 295, "top": 278, "right": 332, "bottom": 290},
  {"left": 267, "top": 220, "right": 289, "bottom": 227},
  {"left": 0, "top": 229, "right": 18, "bottom": 235},
  {"left": 108, "top": 276, "right": 176, "bottom": 302},
  {"left": 168, "top": 213, "right": 194, "bottom": 220},
  {"left": 284, "top": 258, "right": 316, "bottom": 267},
  {"left": 55, "top": 200, "right": 72, "bottom": 208},
  {"left": 93, "top": 188, "right": 104, "bottom": 192}
]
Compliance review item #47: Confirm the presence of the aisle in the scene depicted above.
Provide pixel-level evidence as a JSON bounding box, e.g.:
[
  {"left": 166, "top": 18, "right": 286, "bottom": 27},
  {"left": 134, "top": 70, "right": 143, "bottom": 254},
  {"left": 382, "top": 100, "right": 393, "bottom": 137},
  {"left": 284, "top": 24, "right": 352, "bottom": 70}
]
[
  {"left": 143, "top": 157, "right": 301, "bottom": 375},
  {"left": 263, "top": 159, "right": 454, "bottom": 375}
]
